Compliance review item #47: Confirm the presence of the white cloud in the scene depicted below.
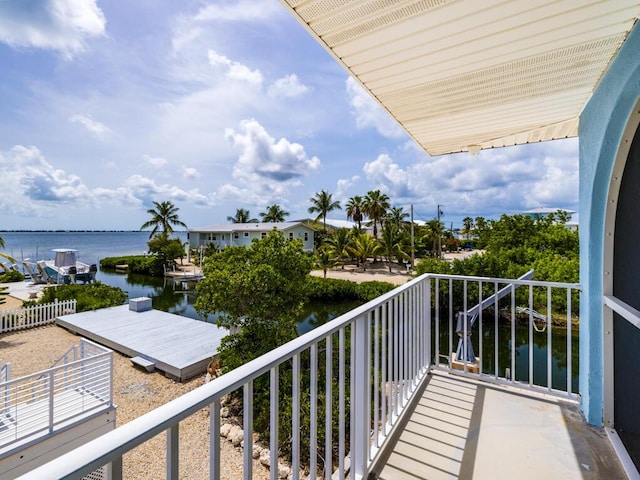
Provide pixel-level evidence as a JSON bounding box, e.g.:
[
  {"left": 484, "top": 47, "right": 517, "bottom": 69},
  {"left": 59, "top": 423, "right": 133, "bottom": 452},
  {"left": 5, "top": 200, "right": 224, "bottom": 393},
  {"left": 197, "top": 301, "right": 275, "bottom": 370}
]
[
  {"left": 208, "top": 49, "right": 263, "bottom": 85},
  {"left": 142, "top": 154, "right": 168, "bottom": 168},
  {"left": 268, "top": 74, "right": 309, "bottom": 98},
  {"left": 361, "top": 139, "right": 579, "bottom": 216},
  {"left": 193, "top": 1, "right": 282, "bottom": 23},
  {"left": 0, "top": 145, "right": 93, "bottom": 215},
  {"left": 336, "top": 175, "right": 360, "bottom": 201},
  {"left": 346, "top": 77, "right": 405, "bottom": 139},
  {"left": 0, "top": 0, "right": 105, "bottom": 58},
  {"left": 69, "top": 114, "right": 113, "bottom": 140},
  {"left": 182, "top": 167, "right": 200, "bottom": 180},
  {"left": 220, "top": 118, "right": 320, "bottom": 203}
]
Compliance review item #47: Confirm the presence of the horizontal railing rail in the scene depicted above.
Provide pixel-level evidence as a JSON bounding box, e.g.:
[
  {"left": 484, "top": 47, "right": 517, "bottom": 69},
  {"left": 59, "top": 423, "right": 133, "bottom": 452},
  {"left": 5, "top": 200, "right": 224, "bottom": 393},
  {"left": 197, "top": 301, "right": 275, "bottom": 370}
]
[
  {"left": 0, "top": 299, "right": 77, "bottom": 334},
  {"left": 0, "top": 338, "right": 113, "bottom": 451},
  {"left": 18, "top": 273, "right": 581, "bottom": 479}
]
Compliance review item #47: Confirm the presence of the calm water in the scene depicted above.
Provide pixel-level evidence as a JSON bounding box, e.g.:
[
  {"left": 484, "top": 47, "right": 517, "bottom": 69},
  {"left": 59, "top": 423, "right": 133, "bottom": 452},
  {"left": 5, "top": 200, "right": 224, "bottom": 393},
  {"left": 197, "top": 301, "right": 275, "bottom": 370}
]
[{"left": 1, "top": 232, "right": 577, "bottom": 389}]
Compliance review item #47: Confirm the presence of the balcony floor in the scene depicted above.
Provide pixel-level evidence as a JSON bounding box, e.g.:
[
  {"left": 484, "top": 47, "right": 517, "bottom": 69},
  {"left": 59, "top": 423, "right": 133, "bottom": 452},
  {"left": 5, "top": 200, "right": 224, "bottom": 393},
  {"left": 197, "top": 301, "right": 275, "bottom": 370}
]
[{"left": 376, "top": 372, "right": 626, "bottom": 480}]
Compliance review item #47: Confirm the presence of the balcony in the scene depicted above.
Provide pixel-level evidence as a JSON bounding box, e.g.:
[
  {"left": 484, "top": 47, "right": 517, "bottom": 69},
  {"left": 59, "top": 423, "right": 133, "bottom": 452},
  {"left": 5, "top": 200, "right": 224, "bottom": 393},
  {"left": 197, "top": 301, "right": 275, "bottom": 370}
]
[{"left": 16, "top": 273, "right": 625, "bottom": 479}]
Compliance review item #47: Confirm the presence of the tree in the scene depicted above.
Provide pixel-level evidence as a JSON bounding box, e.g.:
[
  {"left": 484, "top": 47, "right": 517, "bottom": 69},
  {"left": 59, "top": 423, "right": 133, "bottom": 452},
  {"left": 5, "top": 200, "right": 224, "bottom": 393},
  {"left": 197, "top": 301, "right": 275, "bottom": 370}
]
[
  {"left": 379, "top": 223, "right": 410, "bottom": 272},
  {"left": 308, "top": 190, "right": 341, "bottom": 232},
  {"left": 227, "top": 208, "right": 257, "bottom": 223},
  {"left": 259, "top": 204, "right": 290, "bottom": 223},
  {"left": 346, "top": 195, "right": 365, "bottom": 230},
  {"left": 324, "top": 228, "right": 351, "bottom": 269},
  {"left": 348, "top": 233, "right": 381, "bottom": 271},
  {"left": 363, "top": 190, "right": 390, "bottom": 238},
  {"left": 386, "top": 206, "right": 410, "bottom": 230},
  {"left": 147, "top": 232, "right": 186, "bottom": 275},
  {"left": 462, "top": 217, "right": 474, "bottom": 239},
  {"left": 140, "top": 200, "right": 187, "bottom": 239},
  {"left": 195, "top": 231, "right": 312, "bottom": 331},
  {"left": 423, "top": 219, "right": 445, "bottom": 256},
  {"left": 314, "top": 247, "right": 337, "bottom": 278}
]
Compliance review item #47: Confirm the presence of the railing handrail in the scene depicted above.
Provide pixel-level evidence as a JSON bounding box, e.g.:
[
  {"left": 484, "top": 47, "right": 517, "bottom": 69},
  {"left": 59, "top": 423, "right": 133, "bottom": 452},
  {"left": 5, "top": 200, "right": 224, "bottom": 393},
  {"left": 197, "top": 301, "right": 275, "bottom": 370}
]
[{"left": 17, "top": 273, "right": 581, "bottom": 480}]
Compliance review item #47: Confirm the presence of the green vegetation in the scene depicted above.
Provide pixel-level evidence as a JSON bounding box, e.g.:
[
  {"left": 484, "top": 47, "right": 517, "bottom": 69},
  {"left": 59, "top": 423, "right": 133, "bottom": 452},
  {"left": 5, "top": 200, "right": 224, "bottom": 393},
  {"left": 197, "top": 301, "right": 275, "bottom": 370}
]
[
  {"left": 34, "top": 282, "right": 127, "bottom": 312},
  {"left": 307, "top": 276, "right": 395, "bottom": 302},
  {"left": 0, "top": 269, "right": 25, "bottom": 283},
  {"left": 308, "top": 190, "right": 341, "bottom": 232},
  {"left": 259, "top": 204, "right": 290, "bottom": 223},
  {"left": 100, "top": 255, "right": 154, "bottom": 274},
  {"left": 227, "top": 208, "right": 258, "bottom": 223},
  {"left": 140, "top": 200, "right": 187, "bottom": 239}
]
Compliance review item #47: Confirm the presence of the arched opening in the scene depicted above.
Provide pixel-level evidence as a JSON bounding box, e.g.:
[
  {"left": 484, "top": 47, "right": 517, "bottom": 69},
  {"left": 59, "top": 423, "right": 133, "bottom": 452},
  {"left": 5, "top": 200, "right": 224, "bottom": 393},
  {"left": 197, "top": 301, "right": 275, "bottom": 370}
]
[{"left": 603, "top": 100, "right": 640, "bottom": 471}]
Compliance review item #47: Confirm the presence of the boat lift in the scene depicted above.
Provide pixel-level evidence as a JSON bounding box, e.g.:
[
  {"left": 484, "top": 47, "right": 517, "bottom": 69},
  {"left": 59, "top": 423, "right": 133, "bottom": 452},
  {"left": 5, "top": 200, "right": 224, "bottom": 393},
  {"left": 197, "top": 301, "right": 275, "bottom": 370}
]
[{"left": 455, "top": 269, "right": 535, "bottom": 363}]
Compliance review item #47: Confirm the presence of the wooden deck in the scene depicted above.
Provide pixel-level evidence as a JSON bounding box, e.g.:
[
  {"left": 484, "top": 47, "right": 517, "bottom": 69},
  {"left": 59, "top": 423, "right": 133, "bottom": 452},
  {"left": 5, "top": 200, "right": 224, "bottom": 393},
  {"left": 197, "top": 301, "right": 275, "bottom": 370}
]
[{"left": 56, "top": 305, "right": 228, "bottom": 381}]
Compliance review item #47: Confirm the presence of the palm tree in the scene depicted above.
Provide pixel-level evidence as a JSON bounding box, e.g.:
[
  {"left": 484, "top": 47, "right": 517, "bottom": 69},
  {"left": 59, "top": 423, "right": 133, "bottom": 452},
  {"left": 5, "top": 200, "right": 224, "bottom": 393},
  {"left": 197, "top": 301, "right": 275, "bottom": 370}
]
[
  {"left": 308, "top": 190, "right": 341, "bottom": 232},
  {"left": 140, "top": 200, "right": 187, "bottom": 239},
  {"left": 0, "top": 235, "right": 4, "bottom": 249},
  {"left": 379, "top": 223, "right": 410, "bottom": 272},
  {"left": 346, "top": 195, "right": 365, "bottom": 230},
  {"left": 462, "top": 217, "right": 474, "bottom": 239},
  {"left": 424, "top": 219, "right": 445, "bottom": 256},
  {"left": 314, "top": 247, "right": 337, "bottom": 278},
  {"left": 363, "top": 190, "right": 390, "bottom": 238},
  {"left": 348, "top": 233, "right": 381, "bottom": 271},
  {"left": 325, "top": 228, "right": 351, "bottom": 269},
  {"left": 259, "top": 204, "right": 290, "bottom": 223},
  {"left": 386, "top": 206, "right": 410, "bottom": 230},
  {"left": 227, "top": 208, "right": 257, "bottom": 223}
]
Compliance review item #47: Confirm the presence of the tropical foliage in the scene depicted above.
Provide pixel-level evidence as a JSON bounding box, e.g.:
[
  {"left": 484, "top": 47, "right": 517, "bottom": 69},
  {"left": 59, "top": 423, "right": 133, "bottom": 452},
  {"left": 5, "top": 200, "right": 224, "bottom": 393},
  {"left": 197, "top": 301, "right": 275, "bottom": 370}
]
[
  {"left": 363, "top": 189, "right": 390, "bottom": 238},
  {"left": 140, "top": 200, "right": 187, "bottom": 239},
  {"left": 308, "top": 190, "right": 341, "bottom": 232},
  {"left": 346, "top": 195, "right": 365, "bottom": 230},
  {"left": 259, "top": 204, "right": 290, "bottom": 223},
  {"left": 227, "top": 208, "right": 258, "bottom": 223},
  {"left": 35, "top": 283, "right": 127, "bottom": 312}
]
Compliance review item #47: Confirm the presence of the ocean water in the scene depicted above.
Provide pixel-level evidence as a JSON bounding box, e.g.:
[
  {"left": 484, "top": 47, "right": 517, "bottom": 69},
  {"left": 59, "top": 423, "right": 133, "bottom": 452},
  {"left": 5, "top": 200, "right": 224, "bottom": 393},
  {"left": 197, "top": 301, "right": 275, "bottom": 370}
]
[{"left": 0, "top": 231, "right": 187, "bottom": 266}]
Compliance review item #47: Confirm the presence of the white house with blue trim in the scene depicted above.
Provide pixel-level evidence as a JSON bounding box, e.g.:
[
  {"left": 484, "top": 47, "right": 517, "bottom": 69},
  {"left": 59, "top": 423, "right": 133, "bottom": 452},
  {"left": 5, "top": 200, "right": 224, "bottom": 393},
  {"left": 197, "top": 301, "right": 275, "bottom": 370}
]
[{"left": 187, "top": 222, "right": 315, "bottom": 252}]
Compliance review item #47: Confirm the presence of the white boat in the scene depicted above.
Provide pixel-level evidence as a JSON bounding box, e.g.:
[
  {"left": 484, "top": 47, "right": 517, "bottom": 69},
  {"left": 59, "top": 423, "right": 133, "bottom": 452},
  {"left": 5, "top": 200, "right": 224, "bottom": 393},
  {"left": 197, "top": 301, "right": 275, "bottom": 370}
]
[{"left": 41, "top": 249, "right": 97, "bottom": 284}]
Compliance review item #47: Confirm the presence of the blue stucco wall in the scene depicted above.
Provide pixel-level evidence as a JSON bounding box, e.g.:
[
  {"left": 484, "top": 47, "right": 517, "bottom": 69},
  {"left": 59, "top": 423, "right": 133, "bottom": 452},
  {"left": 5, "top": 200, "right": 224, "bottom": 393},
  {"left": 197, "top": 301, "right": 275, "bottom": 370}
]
[{"left": 579, "top": 23, "right": 640, "bottom": 425}]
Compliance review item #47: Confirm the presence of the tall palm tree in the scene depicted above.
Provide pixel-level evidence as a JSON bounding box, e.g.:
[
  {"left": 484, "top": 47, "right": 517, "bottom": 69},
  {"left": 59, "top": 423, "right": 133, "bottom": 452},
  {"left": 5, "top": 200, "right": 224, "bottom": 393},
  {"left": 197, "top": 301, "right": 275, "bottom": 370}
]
[
  {"left": 348, "top": 233, "right": 381, "bottom": 272},
  {"left": 140, "top": 200, "right": 187, "bottom": 239},
  {"left": 386, "top": 206, "right": 410, "bottom": 230},
  {"left": 0, "top": 235, "right": 4, "bottom": 249},
  {"left": 308, "top": 190, "right": 341, "bottom": 232},
  {"left": 227, "top": 208, "right": 258, "bottom": 223},
  {"left": 324, "top": 228, "right": 351, "bottom": 269},
  {"left": 379, "top": 223, "right": 410, "bottom": 272},
  {"left": 462, "top": 217, "right": 474, "bottom": 239},
  {"left": 424, "top": 219, "right": 445, "bottom": 257},
  {"left": 346, "top": 195, "right": 365, "bottom": 230},
  {"left": 259, "top": 204, "right": 290, "bottom": 223},
  {"left": 363, "top": 190, "right": 390, "bottom": 238}
]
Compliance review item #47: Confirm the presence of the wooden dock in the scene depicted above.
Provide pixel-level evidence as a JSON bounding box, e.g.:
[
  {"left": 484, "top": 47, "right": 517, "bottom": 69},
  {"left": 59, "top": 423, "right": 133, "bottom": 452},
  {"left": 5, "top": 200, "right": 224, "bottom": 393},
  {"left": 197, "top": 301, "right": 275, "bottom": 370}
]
[{"left": 56, "top": 305, "right": 228, "bottom": 381}]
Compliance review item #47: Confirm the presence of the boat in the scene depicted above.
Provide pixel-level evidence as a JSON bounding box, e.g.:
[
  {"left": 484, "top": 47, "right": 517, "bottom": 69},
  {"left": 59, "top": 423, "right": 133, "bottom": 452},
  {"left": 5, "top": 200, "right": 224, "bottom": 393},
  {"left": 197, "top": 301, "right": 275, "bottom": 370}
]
[{"left": 41, "top": 249, "right": 97, "bottom": 284}]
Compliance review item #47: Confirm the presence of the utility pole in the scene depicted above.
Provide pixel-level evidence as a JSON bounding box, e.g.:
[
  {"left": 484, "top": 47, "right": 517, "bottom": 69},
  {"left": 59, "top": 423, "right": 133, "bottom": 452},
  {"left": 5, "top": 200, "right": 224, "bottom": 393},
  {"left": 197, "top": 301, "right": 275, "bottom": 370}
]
[{"left": 410, "top": 204, "right": 415, "bottom": 268}]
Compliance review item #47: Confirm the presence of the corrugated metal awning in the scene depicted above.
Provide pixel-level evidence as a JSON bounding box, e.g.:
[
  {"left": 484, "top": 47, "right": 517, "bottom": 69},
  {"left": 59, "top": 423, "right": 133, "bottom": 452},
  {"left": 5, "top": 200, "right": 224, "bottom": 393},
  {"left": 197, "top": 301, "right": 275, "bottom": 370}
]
[{"left": 280, "top": 0, "right": 640, "bottom": 155}]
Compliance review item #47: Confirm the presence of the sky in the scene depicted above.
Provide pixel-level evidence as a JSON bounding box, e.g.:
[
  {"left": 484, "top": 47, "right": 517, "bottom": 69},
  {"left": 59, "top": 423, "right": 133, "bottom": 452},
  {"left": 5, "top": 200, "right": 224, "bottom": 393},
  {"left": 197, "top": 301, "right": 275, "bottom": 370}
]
[{"left": 0, "top": 0, "right": 579, "bottom": 232}]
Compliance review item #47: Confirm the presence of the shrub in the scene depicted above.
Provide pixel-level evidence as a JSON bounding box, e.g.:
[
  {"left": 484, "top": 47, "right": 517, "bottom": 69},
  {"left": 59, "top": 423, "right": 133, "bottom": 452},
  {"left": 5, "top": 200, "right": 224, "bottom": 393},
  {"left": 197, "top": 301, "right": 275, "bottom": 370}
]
[
  {"left": 100, "top": 255, "right": 155, "bottom": 275},
  {"left": 38, "top": 282, "right": 127, "bottom": 312},
  {"left": 0, "top": 269, "right": 25, "bottom": 283},
  {"left": 415, "top": 258, "right": 452, "bottom": 276},
  {"left": 307, "top": 276, "right": 358, "bottom": 300},
  {"left": 355, "top": 281, "right": 396, "bottom": 301}
]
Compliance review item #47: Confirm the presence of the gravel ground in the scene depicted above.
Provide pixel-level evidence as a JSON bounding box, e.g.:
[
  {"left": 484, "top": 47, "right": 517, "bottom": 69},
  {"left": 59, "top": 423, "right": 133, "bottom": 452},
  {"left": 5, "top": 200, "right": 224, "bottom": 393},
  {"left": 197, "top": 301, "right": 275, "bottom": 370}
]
[{"left": 0, "top": 325, "right": 271, "bottom": 479}]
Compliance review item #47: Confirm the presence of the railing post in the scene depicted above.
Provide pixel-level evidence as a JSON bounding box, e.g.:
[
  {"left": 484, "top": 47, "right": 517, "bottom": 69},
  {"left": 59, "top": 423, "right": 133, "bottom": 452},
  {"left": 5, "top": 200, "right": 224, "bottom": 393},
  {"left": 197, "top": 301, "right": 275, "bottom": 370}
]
[
  {"left": 167, "top": 424, "right": 179, "bottom": 479},
  {"left": 210, "top": 398, "right": 221, "bottom": 479},
  {"left": 352, "top": 314, "right": 370, "bottom": 478},
  {"left": 48, "top": 371, "right": 54, "bottom": 433}
]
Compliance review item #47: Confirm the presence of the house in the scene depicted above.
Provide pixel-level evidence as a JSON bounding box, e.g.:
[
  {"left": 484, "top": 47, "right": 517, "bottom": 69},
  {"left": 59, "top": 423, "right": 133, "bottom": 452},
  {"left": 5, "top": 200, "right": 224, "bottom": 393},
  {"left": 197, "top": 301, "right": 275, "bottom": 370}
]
[
  {"left": 187, "top": 222, "right": 315, "bottom": 252},
  {"left": 21, "top": 2, "right": 640, "bottom": 479}
]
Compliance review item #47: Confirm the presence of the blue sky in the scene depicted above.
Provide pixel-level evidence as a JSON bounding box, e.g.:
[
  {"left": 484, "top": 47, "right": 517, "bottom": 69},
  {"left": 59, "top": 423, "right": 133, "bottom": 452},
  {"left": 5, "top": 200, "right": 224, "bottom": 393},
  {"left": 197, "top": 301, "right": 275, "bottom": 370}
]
[{"left": 0, "top": 0, "right": 579, "bottom": 231}]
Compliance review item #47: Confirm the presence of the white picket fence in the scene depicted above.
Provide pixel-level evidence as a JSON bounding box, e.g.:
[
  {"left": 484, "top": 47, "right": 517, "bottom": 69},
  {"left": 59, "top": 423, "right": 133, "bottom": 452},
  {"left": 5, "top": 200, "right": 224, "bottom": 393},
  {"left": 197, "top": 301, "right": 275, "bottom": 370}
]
[{"left": 0, "top": 299, "right": 77, "bottom": 334}]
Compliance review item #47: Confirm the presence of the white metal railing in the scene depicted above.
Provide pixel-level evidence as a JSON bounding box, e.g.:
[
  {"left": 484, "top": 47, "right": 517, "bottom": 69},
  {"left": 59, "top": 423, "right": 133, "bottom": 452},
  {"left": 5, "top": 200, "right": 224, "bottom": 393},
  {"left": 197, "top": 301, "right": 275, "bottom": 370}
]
[
  {"left": 427, "top": 273, "right": 581, "bottom": 398},
  {"left": 0, "top": 338, "right": 113, "bottom": 451},
  {"left": 17, "top": 273, "right": 581, "bottom": 479},
  {"left": 0, "top": 299, "right": 77, "bottom": 334}
]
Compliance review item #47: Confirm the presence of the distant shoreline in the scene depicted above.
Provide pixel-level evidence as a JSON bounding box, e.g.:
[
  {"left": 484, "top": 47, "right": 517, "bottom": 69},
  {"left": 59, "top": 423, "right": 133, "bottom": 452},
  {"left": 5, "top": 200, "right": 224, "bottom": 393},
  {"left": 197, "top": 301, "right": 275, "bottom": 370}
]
[{"left": 0, "top": 230, "right": 188, "bottom": 233}]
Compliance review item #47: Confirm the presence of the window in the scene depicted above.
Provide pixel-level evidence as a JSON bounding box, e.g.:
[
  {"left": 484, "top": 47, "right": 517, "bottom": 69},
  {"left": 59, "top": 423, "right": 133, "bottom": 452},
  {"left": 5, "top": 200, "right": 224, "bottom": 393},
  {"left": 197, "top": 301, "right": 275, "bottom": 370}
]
[
  {"left": 208, "top": 234, "right": 217, "bottom": 241},
  {"left": 304, "top": 232, "right": 309, "bottom": 242},
  {"left": 244, "top": 232, "right": 249, "bottom": 237},
  {"left": 289, "top": 232, "right": 294, "bottom": 240},
  {"left": 261, "top": 232, "right": 267, "bottom": 238},
  {"left": 234, "top": 233, "right": 239, "bottom": 239}
]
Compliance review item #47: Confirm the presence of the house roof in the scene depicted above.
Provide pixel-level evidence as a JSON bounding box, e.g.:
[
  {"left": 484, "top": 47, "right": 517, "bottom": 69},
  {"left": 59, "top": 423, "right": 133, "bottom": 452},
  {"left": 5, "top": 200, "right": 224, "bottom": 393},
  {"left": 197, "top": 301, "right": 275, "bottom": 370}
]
[
  {"left": 188, "top": 222, "right": 312, "bottom": 233},
  {"left": 279, "top": 0, "right": 640, "bottom": 156}
]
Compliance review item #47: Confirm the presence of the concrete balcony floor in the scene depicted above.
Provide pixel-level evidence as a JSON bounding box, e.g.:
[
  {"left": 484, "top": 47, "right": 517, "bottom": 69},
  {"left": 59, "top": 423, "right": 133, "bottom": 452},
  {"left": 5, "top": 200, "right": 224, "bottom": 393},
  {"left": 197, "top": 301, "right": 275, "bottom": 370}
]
[{"left": 376, "top": 372, "right": 625, "bottom": 480}]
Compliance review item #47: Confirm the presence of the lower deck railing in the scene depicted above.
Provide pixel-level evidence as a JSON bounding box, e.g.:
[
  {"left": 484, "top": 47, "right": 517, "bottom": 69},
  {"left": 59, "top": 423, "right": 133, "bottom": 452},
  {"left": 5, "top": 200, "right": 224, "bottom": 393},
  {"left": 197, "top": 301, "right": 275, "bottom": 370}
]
[{"left": 18, "top": 273, "right": 580, "bottom": 479}]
